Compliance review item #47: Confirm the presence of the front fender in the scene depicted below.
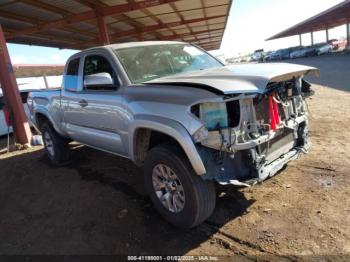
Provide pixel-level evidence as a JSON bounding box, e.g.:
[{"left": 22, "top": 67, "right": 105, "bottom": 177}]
[{"left": 129, "top": 115, "right": 206, "bottom": 175}]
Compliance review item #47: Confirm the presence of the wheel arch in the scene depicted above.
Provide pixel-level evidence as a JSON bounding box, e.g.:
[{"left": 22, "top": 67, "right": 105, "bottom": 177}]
[
  {"left": 130, "top": 115, "right": 206, "bottom": 175},
  {"left": 35, "top": 112, "right": 50, "bottom": 129},
  {"left": 34, "top": 110, "right": 64, "bottom": 136}
]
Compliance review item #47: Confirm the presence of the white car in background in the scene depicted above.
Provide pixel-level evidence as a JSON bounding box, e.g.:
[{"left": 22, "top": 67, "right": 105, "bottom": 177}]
[
  {"left": 0, "top": 75, "right": 62, "bottom": 136},
  {"left": 315, "top": 43, "right": 333, "bottom": 55},
  {"left": 0, "top": 91, "right": 31, "bottom": 136}
]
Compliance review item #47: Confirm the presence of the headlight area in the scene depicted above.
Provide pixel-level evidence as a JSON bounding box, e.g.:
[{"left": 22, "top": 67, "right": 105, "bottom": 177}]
[
  {"left": 190, "top": 99, "right": 241, "bottom": 151},
  {"left": 190, "top": 99, "right": 258, "bottom": 187}
]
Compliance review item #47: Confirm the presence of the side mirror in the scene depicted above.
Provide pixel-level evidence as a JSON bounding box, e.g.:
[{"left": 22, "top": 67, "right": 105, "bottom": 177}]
[{"left": 84, "top": 72, "right": 113, "bottom": 88}]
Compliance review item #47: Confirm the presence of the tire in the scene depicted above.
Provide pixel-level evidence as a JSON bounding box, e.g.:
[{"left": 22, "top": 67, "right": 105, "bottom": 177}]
[
  {"left": 40, "top": 122, "right": 70, "bottom": 165},
  {"left": 144, "top": 143, "right": 216, "bottom": 228}
]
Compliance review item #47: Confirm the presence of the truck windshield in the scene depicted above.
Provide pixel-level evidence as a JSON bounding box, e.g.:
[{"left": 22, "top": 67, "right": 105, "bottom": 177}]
[{"left": 114, "top": 44, "right": 223, "bottom": 83}]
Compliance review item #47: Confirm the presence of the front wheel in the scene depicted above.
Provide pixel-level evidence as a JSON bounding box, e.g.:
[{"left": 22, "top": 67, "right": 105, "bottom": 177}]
[{"left": 144, "top": 144, "right": 216, "bottom": 228}]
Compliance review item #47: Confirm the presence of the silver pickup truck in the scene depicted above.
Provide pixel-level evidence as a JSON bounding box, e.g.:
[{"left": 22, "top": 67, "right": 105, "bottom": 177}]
[{"left": 28, "top": 41, "right": 318, "bottom": 228}]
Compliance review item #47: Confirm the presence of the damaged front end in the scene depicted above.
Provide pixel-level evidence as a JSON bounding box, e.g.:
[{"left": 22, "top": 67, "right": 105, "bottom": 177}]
[{"left": 191, "top": 77, "right": 313, "bottom": 186}]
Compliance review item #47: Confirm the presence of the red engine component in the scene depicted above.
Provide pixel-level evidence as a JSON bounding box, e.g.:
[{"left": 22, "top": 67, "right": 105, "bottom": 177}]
[
  {"left": 268, "top": 92, "right": 280, "bottom": 130},
  {"left": 272, "top": 92, "right": 280, "bottom": 125},
  {"left": 268, "top": 95, "right": 276, "bottom": 130}
]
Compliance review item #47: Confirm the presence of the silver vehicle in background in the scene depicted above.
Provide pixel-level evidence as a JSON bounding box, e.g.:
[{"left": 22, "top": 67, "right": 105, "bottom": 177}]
[
  {"left": 290, "top": 47, "right": 308, "bottom": 59},
  {"left": 28, "top": 41, "right": 318, "bottom": 228},
  {"left": 315, "top": 43, "right": 333, "bottom": 55}
]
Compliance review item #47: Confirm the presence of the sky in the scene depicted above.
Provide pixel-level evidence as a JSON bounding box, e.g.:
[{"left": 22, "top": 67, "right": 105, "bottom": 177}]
[
  {"left": 7, "top": 0, "right": 347, "bottom": 64},
  {"left": 219, "top": 0, "right": 346, "bottom": 58},
  {"left": 8, "top": 44, "right": 78, "bottom": 65}
]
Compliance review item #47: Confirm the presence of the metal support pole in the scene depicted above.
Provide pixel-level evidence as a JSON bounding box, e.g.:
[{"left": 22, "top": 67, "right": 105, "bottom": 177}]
[
  {"left": 43, "top": 74, "right": 49, "bottom": 89},
  {"left": 311, "top": 31, "right": 314, "bottom": 45},
  {"left": 299, "top": 34, "right": 302, "bottom": 46},
  {"left": 97, "top": 15, "right": 110, "bottom": 45},
  {"left": 137, "top": 32, "right": 144, "bottom": 41},
  {"left": 326, "top": 27, "right": 329, "bottom": 42},
  {"left": 0, "top": 25, "right": 31, "bottom": 145}
]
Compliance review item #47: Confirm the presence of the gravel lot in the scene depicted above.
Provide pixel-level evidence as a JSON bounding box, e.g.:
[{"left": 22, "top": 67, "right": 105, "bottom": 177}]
[{"left": 0, "top": 54, "right": 349, "bottom": 259}]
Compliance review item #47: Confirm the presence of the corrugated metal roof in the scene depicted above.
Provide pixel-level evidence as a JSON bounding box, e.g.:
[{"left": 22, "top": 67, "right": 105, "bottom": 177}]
[
  {"left": 0, "top": 0, "right": 232, "bottom": 51},
  {"left": 1, "top": 2, "right": 63, "bottom": 21},
  {"left": 267, "top": 0, "right": 350, "bottom": 40}
]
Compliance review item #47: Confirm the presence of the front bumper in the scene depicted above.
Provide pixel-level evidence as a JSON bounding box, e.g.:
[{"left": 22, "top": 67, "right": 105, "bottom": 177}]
[
  {"left": 201, "top": 144, "right": 308, "bottom": 187},
  {"left": 254, "top": 144, "right": 308, "bottom": 183},
  {"left": 198, "top": 117, "right": 310, "bottom": 187}
]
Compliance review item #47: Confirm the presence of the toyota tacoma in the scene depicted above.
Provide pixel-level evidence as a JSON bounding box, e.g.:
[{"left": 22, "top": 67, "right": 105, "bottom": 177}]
[{"left": 27, "top": 41, "right": 318, "bottom": 228}]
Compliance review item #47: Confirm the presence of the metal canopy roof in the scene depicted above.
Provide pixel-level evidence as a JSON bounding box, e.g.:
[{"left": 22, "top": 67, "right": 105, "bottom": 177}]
[
  {"left": 267, "top": 0, "right": 350, "bottom": 40},
  {"left": 0, "top": 0, "right": 232, "bottom": 51}
]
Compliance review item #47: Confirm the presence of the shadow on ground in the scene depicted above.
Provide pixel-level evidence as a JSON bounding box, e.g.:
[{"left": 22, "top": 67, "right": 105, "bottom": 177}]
[{"left": 0, "top": 144, "right": 254, "bottom": 255}]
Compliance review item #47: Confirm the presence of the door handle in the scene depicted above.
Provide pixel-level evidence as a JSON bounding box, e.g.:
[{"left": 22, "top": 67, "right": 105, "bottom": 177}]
[{"left": 78, "top": 99, "right": 88, "bottom": 107}]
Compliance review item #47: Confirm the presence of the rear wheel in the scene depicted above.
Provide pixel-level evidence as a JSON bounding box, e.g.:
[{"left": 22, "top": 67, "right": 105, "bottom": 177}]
[
  {"left": 41, "top": 122, "right": 70, "bottom": 165},
  {"left": 144, "top": 143, "right": 216, "bottom": 228}
]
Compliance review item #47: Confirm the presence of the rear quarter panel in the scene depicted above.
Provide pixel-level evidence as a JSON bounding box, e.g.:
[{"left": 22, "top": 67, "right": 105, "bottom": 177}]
[{"left": 30, "top": 89, "right": 65, "bottom": 135}]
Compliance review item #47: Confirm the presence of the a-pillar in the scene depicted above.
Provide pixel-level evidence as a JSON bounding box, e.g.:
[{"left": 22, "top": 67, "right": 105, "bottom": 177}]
[
  {"left": 299, "top": 34, "right": 302, "bottom": 46},
  {"left": 311, "top": 31, "right": 314, "bottom": 45},
  {"left": 326, "top": 27, "right": 329, "bottom": 42},
  {"left": 0, "top": 25, "right": 31, "bottom": 145}
]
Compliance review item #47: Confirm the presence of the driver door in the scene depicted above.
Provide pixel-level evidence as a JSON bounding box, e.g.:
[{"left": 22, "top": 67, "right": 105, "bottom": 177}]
[{"left": 64, "top": 53, "right": 127, "bottom": 156}]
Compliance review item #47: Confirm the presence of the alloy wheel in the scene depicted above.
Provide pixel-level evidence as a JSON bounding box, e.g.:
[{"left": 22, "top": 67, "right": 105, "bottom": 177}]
[{"left": 151, "top": 164, "right": 186, "bottom": 213}]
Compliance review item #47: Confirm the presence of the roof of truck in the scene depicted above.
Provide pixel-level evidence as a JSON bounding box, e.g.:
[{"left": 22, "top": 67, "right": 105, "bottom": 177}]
[
  {"left": 72, "top": 40, "right": 190, "bottom": 55},
  {"left": 108, "top": 40, "right": 186, "bottom": 50}
]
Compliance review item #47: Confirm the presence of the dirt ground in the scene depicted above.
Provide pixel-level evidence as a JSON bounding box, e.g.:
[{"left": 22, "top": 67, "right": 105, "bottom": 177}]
[{"left": 0, "top": 59, "right": 349, "bottom": 259}]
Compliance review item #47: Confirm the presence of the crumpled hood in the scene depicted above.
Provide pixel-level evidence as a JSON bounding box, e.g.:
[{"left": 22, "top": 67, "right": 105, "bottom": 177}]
[{"left": 144, "top": 63, "right": 319, "bottom": 94}]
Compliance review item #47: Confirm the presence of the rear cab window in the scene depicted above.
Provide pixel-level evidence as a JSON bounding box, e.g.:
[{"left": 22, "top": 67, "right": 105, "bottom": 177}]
[{"left": 64, "top": 58, "right": 80, "bottom": 92}]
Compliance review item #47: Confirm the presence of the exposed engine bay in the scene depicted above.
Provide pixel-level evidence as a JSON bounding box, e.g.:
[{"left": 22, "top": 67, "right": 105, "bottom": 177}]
[{"left": 191, "top": 76, "right": 313, "bottom": 186}]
